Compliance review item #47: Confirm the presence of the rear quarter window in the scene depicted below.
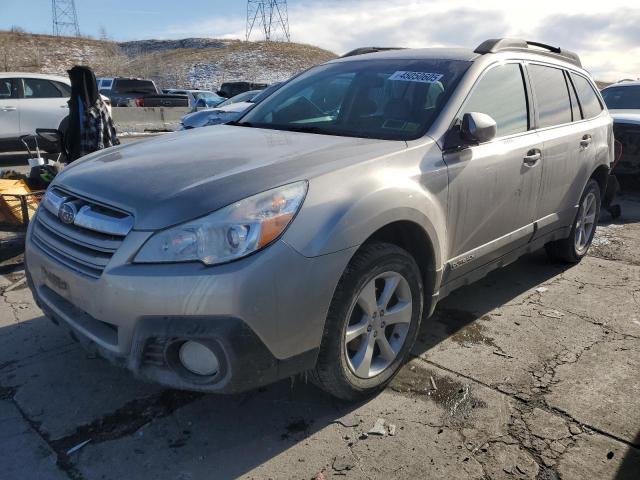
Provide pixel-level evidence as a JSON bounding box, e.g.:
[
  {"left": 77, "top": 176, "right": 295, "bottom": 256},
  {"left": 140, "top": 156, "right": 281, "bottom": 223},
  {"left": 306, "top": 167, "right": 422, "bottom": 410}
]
[{"left": 571, "top": 73, "right": 603, "bottom": 119}]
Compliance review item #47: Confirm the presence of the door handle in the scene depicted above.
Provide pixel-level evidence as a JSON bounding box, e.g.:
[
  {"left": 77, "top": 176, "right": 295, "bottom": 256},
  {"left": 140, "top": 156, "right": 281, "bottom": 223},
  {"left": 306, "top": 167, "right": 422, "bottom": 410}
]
[
  {"left": 523, "top": 150, "right": 541, "bottom": 167},
  {"left": 0, "top": 106, "right": 16, "bottom": 112},
  {"left": 60, "top": 105, "right": 69, "bottom": 108},
  {"left": 580, "top": 134, "right": 592, "bottom": 147}
]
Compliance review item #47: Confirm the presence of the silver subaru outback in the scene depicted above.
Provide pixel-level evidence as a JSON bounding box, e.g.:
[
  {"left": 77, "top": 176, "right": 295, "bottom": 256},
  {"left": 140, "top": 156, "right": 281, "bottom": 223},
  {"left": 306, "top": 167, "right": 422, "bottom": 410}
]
[{"left": 25, "top": 38, "right": 613, "bottom": 400}]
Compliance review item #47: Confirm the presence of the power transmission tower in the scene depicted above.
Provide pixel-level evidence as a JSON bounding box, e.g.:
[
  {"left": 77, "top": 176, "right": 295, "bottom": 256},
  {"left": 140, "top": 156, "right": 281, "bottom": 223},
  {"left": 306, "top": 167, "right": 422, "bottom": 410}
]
[
  {"left": 246, "top": 0, "right": 290, "bottom": 42},
  {"left": 51, "top": 0, "right": 80, "bottom": 37}
]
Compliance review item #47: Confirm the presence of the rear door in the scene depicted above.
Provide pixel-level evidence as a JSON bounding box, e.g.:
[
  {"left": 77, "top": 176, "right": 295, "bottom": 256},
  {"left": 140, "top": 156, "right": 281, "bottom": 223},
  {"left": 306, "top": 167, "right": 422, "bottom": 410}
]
[
  {"left": 443, "top": 62, "right": 543, "bottom": 282},
  {"left": 18, "top": 77, "right": 70, "bottom": 135},
  {"left": 0, "top": 77, "right": 20, "bottom": 139},
  {"left": 527, "top": 64, "right": 604, "bottom": 238}
]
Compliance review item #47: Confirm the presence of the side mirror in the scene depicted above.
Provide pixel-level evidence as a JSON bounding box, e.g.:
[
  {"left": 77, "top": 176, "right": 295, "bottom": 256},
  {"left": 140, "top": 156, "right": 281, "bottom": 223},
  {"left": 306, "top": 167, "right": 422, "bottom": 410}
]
[{"left": 460, "top": 112, "right": 497, "bottom": 144}]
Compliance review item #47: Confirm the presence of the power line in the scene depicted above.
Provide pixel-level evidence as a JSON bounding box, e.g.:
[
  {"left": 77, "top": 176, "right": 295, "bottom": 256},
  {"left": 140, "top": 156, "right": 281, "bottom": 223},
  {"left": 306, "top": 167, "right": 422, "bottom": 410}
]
[
  {"left": 51, "top": 0, "right": 80, "bottom": 37},
  {"left": 246, "top": 0, "right": 290, "bottom": 42}
]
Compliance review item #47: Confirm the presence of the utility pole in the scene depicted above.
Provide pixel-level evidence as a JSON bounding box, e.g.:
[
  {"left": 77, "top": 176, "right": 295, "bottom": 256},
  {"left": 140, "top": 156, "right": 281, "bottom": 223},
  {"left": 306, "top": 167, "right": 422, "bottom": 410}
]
[
  {"left": 246, "top": 0, "right": 290, "bottom": 42},
  {"left": 51, "top": 0, "right": 80, "bottom": 37}
]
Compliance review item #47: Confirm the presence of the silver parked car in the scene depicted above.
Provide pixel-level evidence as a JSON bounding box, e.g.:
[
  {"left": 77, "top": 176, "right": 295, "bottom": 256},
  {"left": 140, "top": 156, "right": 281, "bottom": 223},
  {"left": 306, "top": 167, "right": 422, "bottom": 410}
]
[{"left": 26, "top": 38, "right": 612, "bottom": 400}]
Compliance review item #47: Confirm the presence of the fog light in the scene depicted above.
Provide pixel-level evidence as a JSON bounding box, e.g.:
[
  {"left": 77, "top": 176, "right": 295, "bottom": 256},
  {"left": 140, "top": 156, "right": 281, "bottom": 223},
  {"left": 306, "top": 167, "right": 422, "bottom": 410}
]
[{"left": 178, "top": 341, "right": 219, "bottom": 376}]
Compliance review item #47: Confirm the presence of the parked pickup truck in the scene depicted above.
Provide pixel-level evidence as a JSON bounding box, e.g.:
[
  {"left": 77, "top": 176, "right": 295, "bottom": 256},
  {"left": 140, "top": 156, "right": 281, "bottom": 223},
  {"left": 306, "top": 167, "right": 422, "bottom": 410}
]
[{"left": 106, "top": 78, "right": 189, "bottom": 107}]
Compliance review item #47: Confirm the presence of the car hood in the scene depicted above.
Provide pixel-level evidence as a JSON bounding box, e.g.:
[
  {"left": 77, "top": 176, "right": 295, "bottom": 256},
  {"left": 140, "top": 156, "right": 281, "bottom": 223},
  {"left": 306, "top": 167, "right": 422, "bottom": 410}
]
[
  {"left": 610, "top": 109, "right": 640, "bottom": 125},
  {"left": 53, "top": 125, "right": 406, "bottom": 230}
]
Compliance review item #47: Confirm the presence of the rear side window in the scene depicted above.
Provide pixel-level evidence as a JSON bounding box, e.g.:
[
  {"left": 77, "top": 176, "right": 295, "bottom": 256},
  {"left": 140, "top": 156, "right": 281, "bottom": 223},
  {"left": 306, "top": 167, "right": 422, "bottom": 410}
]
[
  {"left": 23, "top": 78, "right": 62, "bottom": 98},
  {"left": 459, "top": 63, "right": 528, "bottom": 137},
  {"left": 528, "top": 65, "right": 572, "bottom": 128},
  {"left": 571, "top": 73, "right": 603, "bottom": 119},
  {"left": 113, "top": 79, "right": 157, "bottom": 94},
  {"left": 0, "top": 78, "right": 18, "bottom": 99}
]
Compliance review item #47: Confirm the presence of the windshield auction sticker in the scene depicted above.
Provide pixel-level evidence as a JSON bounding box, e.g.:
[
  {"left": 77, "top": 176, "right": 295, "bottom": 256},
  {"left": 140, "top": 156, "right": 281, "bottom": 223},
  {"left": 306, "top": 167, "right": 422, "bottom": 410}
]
[{"left": 389, "top": 71, "right": 444, "bottom": 83}]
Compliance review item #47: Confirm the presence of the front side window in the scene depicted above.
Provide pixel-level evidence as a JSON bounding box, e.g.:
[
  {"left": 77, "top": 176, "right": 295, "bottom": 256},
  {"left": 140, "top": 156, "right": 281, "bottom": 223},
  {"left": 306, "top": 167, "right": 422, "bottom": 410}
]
[
  {"left": 0, "top": 78, "right": 18, "bottom": 99},
  {"left": 459, "top": 63, "right": 528, "bottom": 137},
  {"left": 240, "top": 58, "right": 471, "bottom": 140},
  {"left": 529, "top": 64, "right": 572, "bottom": 128},
  {"left": 571, "top": 73, "right": 603, "bottom": 119},
  {"left": 53, "top": 81, "right": 71, "bottom": 97},
  {"left": 23, "top": 78, "right": 62, "bottom": 98},
  {"left": 601, "top": 85, "right": 640, "bottom": 110}
]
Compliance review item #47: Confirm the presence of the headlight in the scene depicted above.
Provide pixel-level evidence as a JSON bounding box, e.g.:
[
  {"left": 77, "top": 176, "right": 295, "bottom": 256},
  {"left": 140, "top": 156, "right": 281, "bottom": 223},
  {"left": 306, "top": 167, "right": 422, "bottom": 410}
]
[{"left": 134, "top": 181, "right": 307, "bottom": 265}]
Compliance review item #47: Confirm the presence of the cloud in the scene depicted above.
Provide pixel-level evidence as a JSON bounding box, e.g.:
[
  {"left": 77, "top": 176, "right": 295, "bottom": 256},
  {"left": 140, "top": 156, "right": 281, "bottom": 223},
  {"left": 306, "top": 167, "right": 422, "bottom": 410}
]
[
  {"left": 163, "top": 0, "right": 640, "bottom": 82},
  {"left": 533, "top": 9, "right": 640, "bottom": 80}
]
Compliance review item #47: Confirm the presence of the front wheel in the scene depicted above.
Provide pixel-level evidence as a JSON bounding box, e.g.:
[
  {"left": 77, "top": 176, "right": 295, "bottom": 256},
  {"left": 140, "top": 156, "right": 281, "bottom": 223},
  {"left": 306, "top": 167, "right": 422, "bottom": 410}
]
[
  {"left": 311, "top": 241, "right": 423, "bottom": 400},
  {"left": 545, "top": 179, "right": 601, "bottom": 263}
]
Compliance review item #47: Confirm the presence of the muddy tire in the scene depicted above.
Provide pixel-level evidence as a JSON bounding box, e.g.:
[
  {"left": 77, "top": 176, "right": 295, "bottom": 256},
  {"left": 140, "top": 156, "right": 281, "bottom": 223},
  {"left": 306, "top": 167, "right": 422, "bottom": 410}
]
[
  {"left": 545, "top": 179, "right": 601, "bottom": 263},
  {"left": 311, "top": 241, "right": 423, "bottom": 401}
]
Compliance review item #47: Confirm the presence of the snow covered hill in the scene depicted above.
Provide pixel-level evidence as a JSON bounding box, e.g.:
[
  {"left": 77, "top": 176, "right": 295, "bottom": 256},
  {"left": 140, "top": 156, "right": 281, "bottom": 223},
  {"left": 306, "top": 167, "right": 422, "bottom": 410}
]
[{"left": 0, "top": 31, "right": 336, "bottom": 90}]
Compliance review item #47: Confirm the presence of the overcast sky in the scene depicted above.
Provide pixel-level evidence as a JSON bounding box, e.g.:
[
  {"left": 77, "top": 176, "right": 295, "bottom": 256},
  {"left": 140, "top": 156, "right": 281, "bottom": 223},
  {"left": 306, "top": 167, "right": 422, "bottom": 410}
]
[{"left": 2, "top": 0, "right": 639, "bottom": 81}]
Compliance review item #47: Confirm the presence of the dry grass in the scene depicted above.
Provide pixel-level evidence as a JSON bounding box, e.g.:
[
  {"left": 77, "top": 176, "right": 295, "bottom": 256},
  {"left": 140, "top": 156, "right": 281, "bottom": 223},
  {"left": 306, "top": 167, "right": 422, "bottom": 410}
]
[{"left": 0, "top": 31, "right": 337, "bottom": 89}]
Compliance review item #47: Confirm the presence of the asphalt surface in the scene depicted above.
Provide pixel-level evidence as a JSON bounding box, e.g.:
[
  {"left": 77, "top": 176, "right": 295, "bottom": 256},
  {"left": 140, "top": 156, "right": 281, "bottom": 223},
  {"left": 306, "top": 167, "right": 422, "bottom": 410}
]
[{"left": 0, "top": 167, "right": 639, "bottom": 479}]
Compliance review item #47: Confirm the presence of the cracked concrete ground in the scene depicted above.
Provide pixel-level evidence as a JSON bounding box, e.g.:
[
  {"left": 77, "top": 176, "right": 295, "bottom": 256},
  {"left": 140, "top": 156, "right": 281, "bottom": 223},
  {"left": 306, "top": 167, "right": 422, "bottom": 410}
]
[{"left": 0, "top": 196, "right": 639, "bottom": 480}]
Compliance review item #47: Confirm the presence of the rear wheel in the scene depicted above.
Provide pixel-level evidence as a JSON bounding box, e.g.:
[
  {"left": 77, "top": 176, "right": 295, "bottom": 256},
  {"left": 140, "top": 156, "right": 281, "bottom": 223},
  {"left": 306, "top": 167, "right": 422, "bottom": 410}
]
[
  {"left": 545, "top": 179, "right": 601, "bottom": 263},
  {"left": 312, "top": 242, "right": 423, "bottom": 400}
]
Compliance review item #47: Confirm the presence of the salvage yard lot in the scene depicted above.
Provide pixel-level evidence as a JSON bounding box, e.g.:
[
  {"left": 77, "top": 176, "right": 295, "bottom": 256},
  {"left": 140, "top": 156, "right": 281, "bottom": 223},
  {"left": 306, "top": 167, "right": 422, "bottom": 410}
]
[{"left": 1, "top": 195, "right": 639, "bottom": 479}]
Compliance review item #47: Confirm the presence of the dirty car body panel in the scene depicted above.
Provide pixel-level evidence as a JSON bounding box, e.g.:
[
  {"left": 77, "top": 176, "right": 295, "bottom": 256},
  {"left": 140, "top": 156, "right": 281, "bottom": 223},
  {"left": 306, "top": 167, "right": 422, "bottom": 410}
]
[{"left": 25, "top": 42, "right": 612, "bottom": 394}]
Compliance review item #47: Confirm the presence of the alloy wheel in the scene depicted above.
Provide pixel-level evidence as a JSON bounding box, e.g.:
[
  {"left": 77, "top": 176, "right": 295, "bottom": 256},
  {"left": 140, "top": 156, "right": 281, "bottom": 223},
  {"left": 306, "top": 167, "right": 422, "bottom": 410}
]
[
  {"left": 344, "top": 271, "right": 412, "bottom": 379},
  {"left": 575, "top": 191, "right": 597, "bottom": 254}
]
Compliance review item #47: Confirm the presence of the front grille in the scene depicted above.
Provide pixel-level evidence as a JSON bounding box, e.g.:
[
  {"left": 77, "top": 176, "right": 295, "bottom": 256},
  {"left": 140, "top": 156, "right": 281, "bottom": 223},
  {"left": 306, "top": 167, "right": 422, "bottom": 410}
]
[{"left": 32, "top": 188, "right": 133, "bottom": 279}]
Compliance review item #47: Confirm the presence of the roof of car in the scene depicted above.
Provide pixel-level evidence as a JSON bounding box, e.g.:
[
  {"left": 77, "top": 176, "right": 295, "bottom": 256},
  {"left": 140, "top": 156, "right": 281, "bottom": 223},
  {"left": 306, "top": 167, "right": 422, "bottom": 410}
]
[
  {"left": 332, "top": 47, "right": 478, "bottom": 63},
  {"left": 0, "top": 72, "right": 69, "bottom": 81},
  {"left": 603, "top": 81, "right": 640, "bottom": 88},
  {"left": 332, "top": 39, "right": 584, "bottom": 70}
]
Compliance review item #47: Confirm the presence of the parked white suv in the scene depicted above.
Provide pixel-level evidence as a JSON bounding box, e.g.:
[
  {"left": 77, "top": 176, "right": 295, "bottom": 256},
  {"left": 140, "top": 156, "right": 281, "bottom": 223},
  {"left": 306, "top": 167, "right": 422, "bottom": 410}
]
[{"left": 0, "top": 72, "right": 111, "bottom": 153}]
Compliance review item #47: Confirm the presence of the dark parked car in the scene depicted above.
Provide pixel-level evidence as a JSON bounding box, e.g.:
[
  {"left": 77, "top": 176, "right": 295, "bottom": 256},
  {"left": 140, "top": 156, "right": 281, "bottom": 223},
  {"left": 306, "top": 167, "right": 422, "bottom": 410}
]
[
  {"left": 601, "top": 81, "right": 640, "bottom": 176},
  {"left": 106, "top": 78, "right": 189, "bottom": 107},
  {"left": 217, "top": 81, "right": 268, "bottom": 98}
]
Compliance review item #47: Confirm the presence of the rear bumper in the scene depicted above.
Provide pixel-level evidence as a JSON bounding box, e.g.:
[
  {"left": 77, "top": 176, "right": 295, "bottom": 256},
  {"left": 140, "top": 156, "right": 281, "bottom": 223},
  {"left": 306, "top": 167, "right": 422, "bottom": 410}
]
[{"left": 25, "top": 222, "right": 355, "bottom": 393}]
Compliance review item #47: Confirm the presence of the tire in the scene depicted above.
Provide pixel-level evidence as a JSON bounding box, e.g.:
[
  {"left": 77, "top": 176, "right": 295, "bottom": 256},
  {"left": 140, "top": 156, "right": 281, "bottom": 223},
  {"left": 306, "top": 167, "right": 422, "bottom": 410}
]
[
  {"left": 545, "top": 179, "right": 601, "bottom": 263},
  {"left": 311, "top": 241, "right": 424, "bottom": 401}
]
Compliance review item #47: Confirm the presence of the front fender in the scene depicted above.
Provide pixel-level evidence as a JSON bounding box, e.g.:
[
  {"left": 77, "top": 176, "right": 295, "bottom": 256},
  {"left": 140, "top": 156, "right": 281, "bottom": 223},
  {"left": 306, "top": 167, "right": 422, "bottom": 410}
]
[{"left": 282, "top": 141, "right": 448, "bottom": 270}]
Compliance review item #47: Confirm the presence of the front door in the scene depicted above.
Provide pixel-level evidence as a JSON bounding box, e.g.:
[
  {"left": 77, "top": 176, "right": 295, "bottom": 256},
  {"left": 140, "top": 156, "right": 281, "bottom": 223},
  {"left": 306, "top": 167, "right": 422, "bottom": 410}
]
[{"left": 443, "top": 62, "right": 542, "bottom": 282}]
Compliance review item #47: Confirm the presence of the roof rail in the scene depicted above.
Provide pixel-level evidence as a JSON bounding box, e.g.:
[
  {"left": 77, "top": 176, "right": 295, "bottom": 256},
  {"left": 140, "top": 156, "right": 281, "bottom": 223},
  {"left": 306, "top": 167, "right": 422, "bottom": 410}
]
[
  {"left": 341, "top": 47, "right": 405, "bottom": 58},
  {"left": 474, "top": 38, "right": 582, "bottom": 68}
]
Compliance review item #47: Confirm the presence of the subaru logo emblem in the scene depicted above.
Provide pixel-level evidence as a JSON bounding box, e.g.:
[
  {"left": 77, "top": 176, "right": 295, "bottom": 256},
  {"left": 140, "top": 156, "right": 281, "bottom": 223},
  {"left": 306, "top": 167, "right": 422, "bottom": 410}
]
[{"left": 58, "top": 203, "right": 77, "bottom": 225}]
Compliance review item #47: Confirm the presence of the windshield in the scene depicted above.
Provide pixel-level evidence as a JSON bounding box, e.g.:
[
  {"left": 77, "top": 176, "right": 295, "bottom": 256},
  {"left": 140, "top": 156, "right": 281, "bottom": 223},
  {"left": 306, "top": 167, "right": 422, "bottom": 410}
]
[
  {"left": 602, "top": 86, "right": 640, "bottom": 110},
  {"left": 218, "top": 90, "right": 260, "bottom": 107},
  {"left": 239, "top": 58, "right": 470, "bottom": 140},
  {"left": 249, "top": 83, "right": 282, "bottom": 104}
]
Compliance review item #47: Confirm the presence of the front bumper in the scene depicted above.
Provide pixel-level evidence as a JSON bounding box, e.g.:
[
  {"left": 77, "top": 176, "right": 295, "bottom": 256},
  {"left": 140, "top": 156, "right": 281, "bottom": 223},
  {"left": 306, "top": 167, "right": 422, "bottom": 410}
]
[{"left": 25, "top": 226, "right": 355, "bottom": 393}]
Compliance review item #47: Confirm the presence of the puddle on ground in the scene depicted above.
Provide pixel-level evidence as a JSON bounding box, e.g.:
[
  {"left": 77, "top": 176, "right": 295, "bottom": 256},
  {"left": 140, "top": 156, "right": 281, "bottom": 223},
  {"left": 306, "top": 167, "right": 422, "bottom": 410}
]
[
  {"left": 391, "top": 362, "right": 486, "bottom": 423},
  {"left": 432, "top": 308, "right": 498, "bottom": 348}
]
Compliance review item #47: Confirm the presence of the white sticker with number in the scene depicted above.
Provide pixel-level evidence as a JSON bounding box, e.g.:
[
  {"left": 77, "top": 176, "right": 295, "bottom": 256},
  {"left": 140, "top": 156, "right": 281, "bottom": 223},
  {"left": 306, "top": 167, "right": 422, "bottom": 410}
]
[{"left": 388, "top": 71, "right": 444, "bottom": 83}]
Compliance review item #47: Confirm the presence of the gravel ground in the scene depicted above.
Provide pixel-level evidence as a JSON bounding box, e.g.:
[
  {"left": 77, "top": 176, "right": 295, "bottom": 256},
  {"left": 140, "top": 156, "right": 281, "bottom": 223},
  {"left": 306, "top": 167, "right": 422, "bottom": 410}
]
[{"left": 0, "top": 191, "right": 639, "bottom": 480}]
